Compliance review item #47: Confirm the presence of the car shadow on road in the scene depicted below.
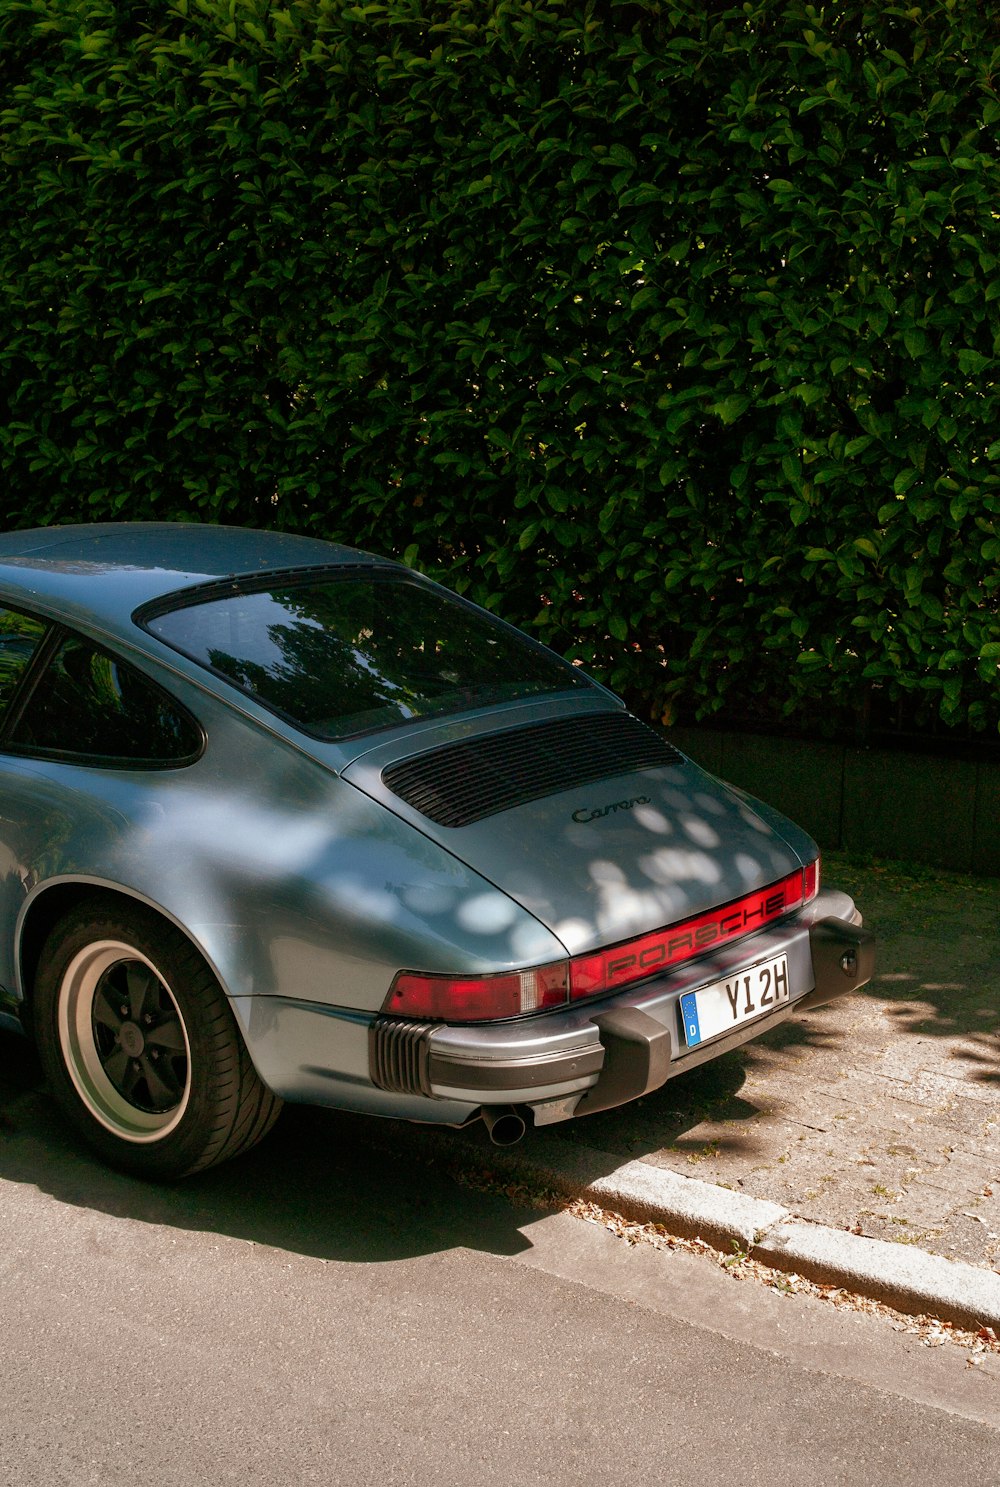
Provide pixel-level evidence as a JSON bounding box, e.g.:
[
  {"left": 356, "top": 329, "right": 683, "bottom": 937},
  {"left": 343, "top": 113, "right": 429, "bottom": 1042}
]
[
  {"left": 3, "top": 1010, "right": 834, "bottom": 1259},
  {"left": 0, "top": 1031, "right": 543, "bottom": 1266}
]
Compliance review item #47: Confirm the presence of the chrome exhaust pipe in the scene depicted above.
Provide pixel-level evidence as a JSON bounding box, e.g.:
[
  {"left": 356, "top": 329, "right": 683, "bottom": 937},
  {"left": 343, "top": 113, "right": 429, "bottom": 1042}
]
[{"left": 481, "top": 1105, "right": 527, "bottom": 1146}]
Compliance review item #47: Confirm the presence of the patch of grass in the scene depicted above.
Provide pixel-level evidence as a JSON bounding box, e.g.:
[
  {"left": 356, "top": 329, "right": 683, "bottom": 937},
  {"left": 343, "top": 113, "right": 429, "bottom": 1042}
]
[{"left": 824, "top": 850, "right": 999, "bottom": 896}]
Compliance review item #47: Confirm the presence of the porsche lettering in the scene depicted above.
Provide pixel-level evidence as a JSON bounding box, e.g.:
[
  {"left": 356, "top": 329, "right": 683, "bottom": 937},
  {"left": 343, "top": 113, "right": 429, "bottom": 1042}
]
[{"left": 604, "top": 891, "right": 787, "bottom": 981}]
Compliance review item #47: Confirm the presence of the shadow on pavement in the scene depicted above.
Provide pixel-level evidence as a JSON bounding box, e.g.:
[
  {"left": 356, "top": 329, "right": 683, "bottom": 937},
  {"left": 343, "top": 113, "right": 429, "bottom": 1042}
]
[
  {"left": 865, "top": 973, "right": 1000, "bottom": 1085},
  {"left": 0, "top": 1029, "right": 539, "bottom": 1266},
  {"left": 553, "top": 1004, "right": 849, "bottom": 1164}
]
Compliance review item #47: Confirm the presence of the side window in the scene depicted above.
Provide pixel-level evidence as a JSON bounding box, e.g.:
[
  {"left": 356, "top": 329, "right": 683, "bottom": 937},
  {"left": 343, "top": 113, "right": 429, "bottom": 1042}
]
[
  {"left": 8, "top": 634, "right": 202, "bottom": 766},
  {"left": 0, "top": 606, "right": 47, "bottom": 719}
]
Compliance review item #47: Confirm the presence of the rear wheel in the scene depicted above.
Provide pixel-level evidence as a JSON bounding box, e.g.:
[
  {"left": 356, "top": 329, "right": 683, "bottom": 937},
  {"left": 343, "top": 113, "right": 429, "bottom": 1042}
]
[{"left": 34, "top": 898, "right": 281, "bottom": 1178}]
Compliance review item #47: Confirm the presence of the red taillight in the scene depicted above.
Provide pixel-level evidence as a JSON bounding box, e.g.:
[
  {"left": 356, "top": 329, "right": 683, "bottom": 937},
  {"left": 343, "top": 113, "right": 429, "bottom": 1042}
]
[
  {"left": 384, "top": 863, "right": 820, "bottom": 1023},
  {"left": 384, "top": 963, "right": 569, "bottom": 1021}
]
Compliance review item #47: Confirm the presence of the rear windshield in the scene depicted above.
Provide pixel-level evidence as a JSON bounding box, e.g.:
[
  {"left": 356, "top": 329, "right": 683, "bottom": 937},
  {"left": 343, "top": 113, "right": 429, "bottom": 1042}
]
[{"left": 143, "top": 571, "right": 591, "bottom": 740}]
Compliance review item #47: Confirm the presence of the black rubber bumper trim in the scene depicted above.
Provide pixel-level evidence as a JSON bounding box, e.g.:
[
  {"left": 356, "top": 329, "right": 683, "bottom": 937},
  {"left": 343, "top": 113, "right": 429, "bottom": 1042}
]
[
  {"left": 803, "top": 916, "right": 876, "bottom": 1008},
  {"left": 572, "top": 1008, "right": 675, "bottom": 1116},
  {"left": 369, "top": 1016, "right": 434, "bottom": 1096},
  {"left": 427, "top": 1041, "right": 605, "bottom": 1094},
  {"left": 574, "top": 916, "right": 876, "bottom": 1116}
]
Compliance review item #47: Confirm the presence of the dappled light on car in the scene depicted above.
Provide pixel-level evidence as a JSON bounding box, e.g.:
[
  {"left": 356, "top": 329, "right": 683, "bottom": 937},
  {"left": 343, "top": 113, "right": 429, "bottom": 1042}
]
[
  {"left": 584, "top": 856, "right": 689, "bottom": 942},
  {"left": 635, "top": 848, "right": 723, "bottom": 889},
  {"left": 679, "top": 815, "right": 722, "bottom": 849},
  {"left": 733, "top": 852, "right": 773, "bottom": 887},
  {"left": 455, "top": 893, "right": 522, "bottom": 936},
  {"left": 690, "top": 791, "right": 729, "bottom": 817},
  {"left": 737, "top": 803, "right": 779, "bottom": 836},
  {"left": 631, "top": 803, "right": 670, "bottom": 834}
]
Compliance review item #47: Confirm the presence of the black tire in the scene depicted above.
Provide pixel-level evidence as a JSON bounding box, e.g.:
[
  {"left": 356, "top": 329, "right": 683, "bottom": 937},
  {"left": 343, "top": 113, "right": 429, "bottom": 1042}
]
[{"left": 33, "top": 897, "right": 282, "bottom": 1178}]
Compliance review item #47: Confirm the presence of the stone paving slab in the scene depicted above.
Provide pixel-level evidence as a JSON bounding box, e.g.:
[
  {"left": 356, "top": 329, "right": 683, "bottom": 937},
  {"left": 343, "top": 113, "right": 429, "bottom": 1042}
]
[{"left": 547, "top": 852, "right": 1000, "bottom": 1272}]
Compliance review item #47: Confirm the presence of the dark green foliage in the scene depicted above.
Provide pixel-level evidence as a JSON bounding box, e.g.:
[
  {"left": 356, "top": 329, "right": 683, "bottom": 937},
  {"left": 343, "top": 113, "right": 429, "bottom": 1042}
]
[{"left": 2, "top": 0, "right": 998, "bottom": 736}]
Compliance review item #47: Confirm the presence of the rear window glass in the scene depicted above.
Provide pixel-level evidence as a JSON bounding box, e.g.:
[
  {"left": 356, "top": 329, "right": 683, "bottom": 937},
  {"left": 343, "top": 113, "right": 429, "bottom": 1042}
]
[{"left": 144, "top": 572, "right": 591, "bottom": 740}]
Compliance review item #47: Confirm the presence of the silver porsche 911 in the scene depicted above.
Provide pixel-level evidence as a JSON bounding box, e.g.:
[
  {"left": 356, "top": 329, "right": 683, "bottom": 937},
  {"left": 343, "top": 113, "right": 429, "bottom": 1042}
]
[{"left": 0, "top": 523, "right": 873, "bottom": 1177}]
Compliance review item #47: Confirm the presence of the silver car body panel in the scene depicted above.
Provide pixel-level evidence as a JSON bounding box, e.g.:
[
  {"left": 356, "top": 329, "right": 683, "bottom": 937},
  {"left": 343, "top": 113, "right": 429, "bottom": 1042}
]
[
  {"left": 2, "top": 692, "right": 570, "bottom": 1006},
  {"left": 237, "top": 997, "right": 478, "bottom": 1124}
]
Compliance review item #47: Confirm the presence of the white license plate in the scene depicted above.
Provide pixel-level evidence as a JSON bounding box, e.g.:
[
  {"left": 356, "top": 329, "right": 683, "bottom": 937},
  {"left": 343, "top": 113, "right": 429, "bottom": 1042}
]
[{"left": 680, "top": 952, "right": 790, "bottom": 1048}]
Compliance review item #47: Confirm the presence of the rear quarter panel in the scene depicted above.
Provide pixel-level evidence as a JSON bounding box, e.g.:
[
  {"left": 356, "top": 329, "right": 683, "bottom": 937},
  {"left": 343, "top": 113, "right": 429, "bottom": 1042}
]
[{"left": 1, "top": 672, "right": 567, "bottom": 1021}]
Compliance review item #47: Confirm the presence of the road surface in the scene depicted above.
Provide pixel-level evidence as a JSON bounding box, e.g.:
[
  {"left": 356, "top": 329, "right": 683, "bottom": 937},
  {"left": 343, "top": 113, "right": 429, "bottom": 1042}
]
[{"left": 1, "top": 1034, "right": 998, "bottom": 1485}]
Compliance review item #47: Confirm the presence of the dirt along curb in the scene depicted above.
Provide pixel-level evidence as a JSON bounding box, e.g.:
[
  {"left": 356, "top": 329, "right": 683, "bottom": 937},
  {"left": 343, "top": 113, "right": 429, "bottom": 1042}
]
[{"left": 372, "top": 1121, "right": 1000, "bottom": 1333}]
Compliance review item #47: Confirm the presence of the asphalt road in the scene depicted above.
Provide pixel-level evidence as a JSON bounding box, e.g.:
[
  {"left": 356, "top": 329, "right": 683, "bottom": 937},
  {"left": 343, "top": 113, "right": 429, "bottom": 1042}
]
[{"left": 2, "top": 1034, "right": 998, "bottom": 1486}]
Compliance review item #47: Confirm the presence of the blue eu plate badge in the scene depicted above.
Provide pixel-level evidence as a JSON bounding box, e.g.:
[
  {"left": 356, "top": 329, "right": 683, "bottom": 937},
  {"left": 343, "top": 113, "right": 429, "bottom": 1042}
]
[{"left": 680, "top": 991, "right": 702, "bottom": 1047}]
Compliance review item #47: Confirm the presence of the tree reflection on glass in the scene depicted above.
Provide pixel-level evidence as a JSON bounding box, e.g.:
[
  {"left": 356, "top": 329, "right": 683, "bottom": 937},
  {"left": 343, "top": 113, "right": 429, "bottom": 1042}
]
[
  {"left": 0, "top": 607, "right": 47, "bottom": 716},
  {"left": 151, "top": 576, "right": 590, "bottom": 739}
]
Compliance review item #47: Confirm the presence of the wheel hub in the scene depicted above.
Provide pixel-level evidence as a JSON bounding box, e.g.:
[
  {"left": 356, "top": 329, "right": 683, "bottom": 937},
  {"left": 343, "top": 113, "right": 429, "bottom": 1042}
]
[{"left": 118, "top": 1022, "right": 145, "bottom": 1059}]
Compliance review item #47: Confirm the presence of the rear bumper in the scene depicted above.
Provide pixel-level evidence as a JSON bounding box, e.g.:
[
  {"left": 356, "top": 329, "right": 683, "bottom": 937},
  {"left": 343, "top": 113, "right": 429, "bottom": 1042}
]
[
  {"left": 369, "top": 890, "right": 874, "bottom": 1124},
  {"left": 573, "top": 913, "right": 873, "bottom": 1116}
]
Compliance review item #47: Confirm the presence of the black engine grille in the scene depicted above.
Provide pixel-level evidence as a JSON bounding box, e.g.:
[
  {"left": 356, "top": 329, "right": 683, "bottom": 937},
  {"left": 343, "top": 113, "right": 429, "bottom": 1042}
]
[{"left": 381, "top": 712, "right": 684, "bottom": 828}]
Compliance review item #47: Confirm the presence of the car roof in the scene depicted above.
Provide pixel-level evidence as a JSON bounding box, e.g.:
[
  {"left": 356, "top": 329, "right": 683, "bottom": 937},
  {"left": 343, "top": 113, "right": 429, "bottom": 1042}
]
[{"left": 0, "top": 522, "right": 385, "bottom": 639}]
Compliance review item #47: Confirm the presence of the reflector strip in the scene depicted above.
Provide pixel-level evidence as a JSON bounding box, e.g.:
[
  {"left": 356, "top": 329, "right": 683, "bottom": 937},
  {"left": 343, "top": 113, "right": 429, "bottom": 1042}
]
[{"left": 568, "top": 867, "right": 808, "bottom": 1000}]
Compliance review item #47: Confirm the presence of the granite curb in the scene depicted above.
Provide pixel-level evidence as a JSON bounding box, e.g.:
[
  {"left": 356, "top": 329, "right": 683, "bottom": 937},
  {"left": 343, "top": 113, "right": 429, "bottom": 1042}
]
[{"left": 375, "top": 1123, "right": 1000, "bottom": 1331}]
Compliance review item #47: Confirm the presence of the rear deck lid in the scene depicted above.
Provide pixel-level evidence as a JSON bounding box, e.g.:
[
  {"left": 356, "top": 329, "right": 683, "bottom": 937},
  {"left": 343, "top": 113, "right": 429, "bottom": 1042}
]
[{"left": 343, "top": 708, "right": 813, "bottom": 956}]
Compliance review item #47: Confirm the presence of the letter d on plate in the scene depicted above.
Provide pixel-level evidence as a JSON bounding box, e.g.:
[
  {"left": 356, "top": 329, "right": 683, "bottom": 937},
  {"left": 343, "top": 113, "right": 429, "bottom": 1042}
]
[{"left": 680, "top": 991, "right": 701, "bottom": 1047}]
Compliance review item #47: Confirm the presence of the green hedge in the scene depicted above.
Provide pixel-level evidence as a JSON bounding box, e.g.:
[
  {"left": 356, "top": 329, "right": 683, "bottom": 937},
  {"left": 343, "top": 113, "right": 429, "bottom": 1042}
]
[{"left": 2, "top": 0, "right": 999, "bottom": 737}]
